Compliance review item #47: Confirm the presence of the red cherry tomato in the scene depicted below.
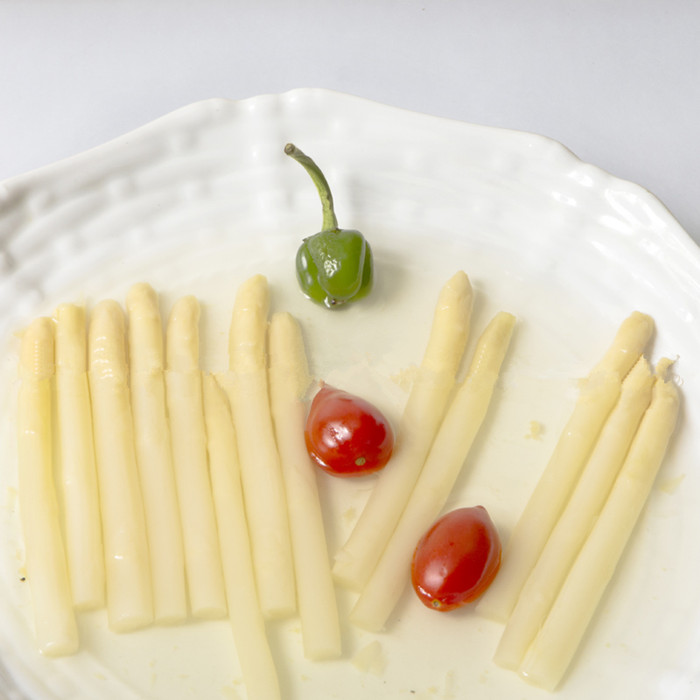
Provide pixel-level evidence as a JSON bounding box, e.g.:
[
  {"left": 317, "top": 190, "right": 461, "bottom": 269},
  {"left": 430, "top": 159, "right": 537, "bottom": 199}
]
[
  {"left": 411, "top": 506, "right": 501, "bottom": 612},
  {"left": 304, "top": 385, "right": 394, "bottom": 477}
]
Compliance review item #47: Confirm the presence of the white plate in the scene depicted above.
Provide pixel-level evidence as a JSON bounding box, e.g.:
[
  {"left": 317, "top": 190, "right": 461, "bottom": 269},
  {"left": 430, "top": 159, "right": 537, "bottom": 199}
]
[{"left": 1, "top": 89, "right": 699, "bottom": 700}]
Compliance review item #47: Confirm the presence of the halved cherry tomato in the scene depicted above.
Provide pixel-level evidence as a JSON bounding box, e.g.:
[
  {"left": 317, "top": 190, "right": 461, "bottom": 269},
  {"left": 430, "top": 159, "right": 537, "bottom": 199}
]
[
  {"left": 411, "top": 506, "right": 501, "bottom": 612},
  {"left": 304, "top": 385, "right": 394, "bottom": 477}
]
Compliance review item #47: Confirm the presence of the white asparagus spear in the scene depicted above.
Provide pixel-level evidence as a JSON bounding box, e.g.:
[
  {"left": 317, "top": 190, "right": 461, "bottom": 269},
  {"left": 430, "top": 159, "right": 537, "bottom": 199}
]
[
  {"left": 88, "top": 300, "right": 153, "bottom": 632},
  {"left": 54, "top": 304, "right": 105, "bottom": 610},
  {"left": 127, "top": 284, "right": 187, "bottom": 624},
  {"left": 165, "top": 295, "right": 227, "bottom": 619},
  {"left": 350, "top": 312, "right": 515, "bottom": 632},
  {"left": 520, "top": 360, "right": 679, "bottom": 690},
  {"left": 476, "top": 312, "right": 654, "bottom": 622},
  {"left": 268, "top": 312, "right": 341, "bottom": 660},
  {"left": 333, "top": 271, "right": 473, "bottom": 591},
  {"left": 202, "top": 374, "right": 281, "bottom": 700},
  {"left": 223, "top": 274, "right": 296, "bottom": 618},
  {"left": 17, "top": 317, "right": 79, "bottom": 656},
  {"left": 494, "top": 356, "right": 654, "bottom": 670}
]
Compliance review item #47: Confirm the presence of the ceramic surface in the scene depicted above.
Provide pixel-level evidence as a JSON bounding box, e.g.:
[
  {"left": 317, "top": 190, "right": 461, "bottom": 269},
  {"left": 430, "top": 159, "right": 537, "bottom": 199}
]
[{"left": 1, "top": 89, "right": 699, "bottom": 699}]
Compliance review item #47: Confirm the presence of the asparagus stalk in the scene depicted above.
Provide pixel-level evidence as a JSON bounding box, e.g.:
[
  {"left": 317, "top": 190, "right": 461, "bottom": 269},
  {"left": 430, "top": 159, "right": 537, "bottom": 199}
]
[
  {"left": 18, "top": 317, "right": 79, "bottom": 655},
  {"left": 222, "top": 274, "right": 296, "bottom": 618},
  {"left": 202, "top": 374, "right": 281, "bottom": 700},
  {"left": 54, "top": 304, "right": 105, "bottom": 611},
  {"left": 268, "top": 312, "right": 341, "bottom": 659},
  {"left": 165, "top": 295, "right": 227, "bottom": 619},
  {"left": 127, "top": 284, "right": 186, "bottom": 624},
  {"left": 88, "top": 301, "right": 153, "bottom": 632}
]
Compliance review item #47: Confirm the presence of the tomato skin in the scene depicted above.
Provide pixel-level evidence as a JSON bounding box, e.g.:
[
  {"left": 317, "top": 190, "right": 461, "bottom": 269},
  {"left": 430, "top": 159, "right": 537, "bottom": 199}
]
[
  {"left": 411, "top": 506, "right": 501, "bottom": 612},
  {"left": 304, "top": 385, "right": 394, "bottom": 477}
]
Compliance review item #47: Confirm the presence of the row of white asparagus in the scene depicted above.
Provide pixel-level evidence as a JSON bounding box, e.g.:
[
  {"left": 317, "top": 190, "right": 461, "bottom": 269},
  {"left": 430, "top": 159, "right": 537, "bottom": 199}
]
[
  {"left": 18, "top": 275, "right": 324, "bottom": 699},
  {"left": 18, "top": 269, "right": 674, "bottom": 695},
  {"left": 17, "top": 269, "right": 521, "bottom": 697},
  {"left": 476, "top": 312, "right": 680, "bottom": 690}
]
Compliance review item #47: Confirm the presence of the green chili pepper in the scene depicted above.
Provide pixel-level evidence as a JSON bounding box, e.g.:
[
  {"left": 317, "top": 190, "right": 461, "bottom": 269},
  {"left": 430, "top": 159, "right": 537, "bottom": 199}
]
[{"left": 285, "top": 143, "right": 373, "bottom": 308}]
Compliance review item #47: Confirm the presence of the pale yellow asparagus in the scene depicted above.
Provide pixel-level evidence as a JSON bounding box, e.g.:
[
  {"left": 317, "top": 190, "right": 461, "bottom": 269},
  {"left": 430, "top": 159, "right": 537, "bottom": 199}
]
[
  {"left": 268, "top": 312, "right": 341, "bottom": 660},
  {"left": 334, "top": 271, "right": 473, "bottom": 591},
  {"left": 54, "top": 303, "right": 105, "bottom": 610},
  {"left": 127, "top": 283, "right": 186, "bottom": 624},
  {"left": 88, "top": 301, "right": 153, "bottom": 632},
  {"left": 165, "top": 295, "right": 226, "bottom": 619},
  {"left": 520, "top": 360, "right": 679, "bottom": 690},
  {"left": 223, "top": 274, "right": 296, "bottom": 618},
  {"left": 476, "top": 312, "right": 654, "bottom": 622},
  {"left": 17, "top": 317, "right": 79, "bottom": 656},
  {"left": 350, "top": 312, "right": 515, "bottom": 632},
  {"left": 494, "top": 356, "right": 654, "bottom": 670},
  {"left": 202, "top": 375, "right": 281, "bottom": 700}
]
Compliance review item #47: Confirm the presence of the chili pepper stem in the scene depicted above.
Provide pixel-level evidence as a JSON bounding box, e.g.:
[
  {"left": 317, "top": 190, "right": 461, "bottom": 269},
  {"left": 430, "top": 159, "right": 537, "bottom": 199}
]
[{"left": 285, "top": 143, "right": 339, "bottom": 232}]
